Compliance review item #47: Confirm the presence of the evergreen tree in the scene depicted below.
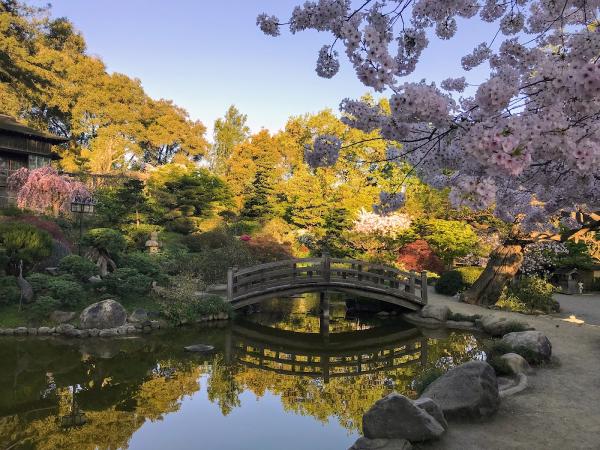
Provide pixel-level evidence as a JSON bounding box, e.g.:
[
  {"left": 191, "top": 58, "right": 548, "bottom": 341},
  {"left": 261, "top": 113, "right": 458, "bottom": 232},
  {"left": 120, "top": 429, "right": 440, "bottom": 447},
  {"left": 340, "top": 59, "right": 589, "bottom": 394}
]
[
  {"left": 240, "top": 168, "right": 274, "bottom": 220},
  {"left": 211, "top": 105, "right": 250, "bottom": 175}
]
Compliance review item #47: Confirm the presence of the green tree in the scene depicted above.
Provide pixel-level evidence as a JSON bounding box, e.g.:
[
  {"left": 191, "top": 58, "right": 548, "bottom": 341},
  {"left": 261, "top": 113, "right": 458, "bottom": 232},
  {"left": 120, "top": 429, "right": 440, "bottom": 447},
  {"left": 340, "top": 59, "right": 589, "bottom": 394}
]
[
  {"left": 419, "top": 220, "right": 480, "bottom": 268},
  {"left": 211, "top": 105, "right": 250, "bottom": 175},
  {"left": 150, "top": 169, "right": 231, "bottom": 234},
  {"left": 0, "top": 222, "right": 52, "bottom": 274},
  {"left": 240, "top": 168, "right": 274, "bottom": 220}
]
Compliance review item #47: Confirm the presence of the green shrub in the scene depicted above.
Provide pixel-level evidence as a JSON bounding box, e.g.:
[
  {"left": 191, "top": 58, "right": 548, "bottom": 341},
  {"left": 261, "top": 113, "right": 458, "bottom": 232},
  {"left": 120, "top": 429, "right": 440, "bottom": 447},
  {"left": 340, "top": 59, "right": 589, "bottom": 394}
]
[
  {"left": 426, "top": 271, "right": 440, "bottom": 285},
  {"left": 413, "top": 367, "right": 445, "bottom": 396},
  {"left": 496, "top": 290, "right": 528, "bottom": 313},
  {"left": 435, "top": 270, "right": 464, "bottom": 295},
  {"left": 182, "top": 228, "right": 235, "bottom": 252},
  {"left": 229, "top": 220, "right": 260, "bottom": 236},
  {"left": 158, "top": 240, "right": 256, "bottom": 283},
  {"left": 82, "top": 228, "right": 127, "bottom": 257},
  {"left": 510, "top": 276, "right": 558, "bottom": 313},
  {"left": 119, "top": 252, "right": 167, "bottom": 284},
  {"left": 156, "top": 275, "right": 231, "bottom": 324},
  {"left": 456, "top": 266, "right": 484, "bottom": 286},
  {"left": 435, "top": 266, "right": 483, "bottom": 296},
  {"left": 58, "top": 255, "right": 99, "bottom": 281},
  {"left": 122, "top": 224, "right": 162, "bottom": 250},
  {"left": 195, "top": 245, "right": 256, "bottom": 284},
  {"left": 0, "top": 276, "right": 20, "bottom": 305},
  {"left": 27, "top": 295, "right": 60, "bottom": 321},
  {"left": 27, "top": 273, "right": 85, "bottom": 308},
  {"left": 0, "top": 222, "right": 53, "bottom": 273},
  {"left": 47, "top": 276, "right": 85, "bottom": 308},
  {"left": 103, "top": 268, "right": 152, "bottom": 296},
  {"left": 26, "top": 272, "right": 53, "bottom": 292}
]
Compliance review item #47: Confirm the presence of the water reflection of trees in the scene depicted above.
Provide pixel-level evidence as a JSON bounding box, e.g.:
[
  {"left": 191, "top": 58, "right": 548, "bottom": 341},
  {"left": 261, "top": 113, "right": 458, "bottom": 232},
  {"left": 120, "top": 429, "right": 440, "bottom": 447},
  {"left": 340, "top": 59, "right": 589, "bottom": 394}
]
[
  {"left": 207, "top": 328, "right": 483, "bottom": 433},
  {"left": 0, "top": 324, "right": 483, "bottom": 449}
]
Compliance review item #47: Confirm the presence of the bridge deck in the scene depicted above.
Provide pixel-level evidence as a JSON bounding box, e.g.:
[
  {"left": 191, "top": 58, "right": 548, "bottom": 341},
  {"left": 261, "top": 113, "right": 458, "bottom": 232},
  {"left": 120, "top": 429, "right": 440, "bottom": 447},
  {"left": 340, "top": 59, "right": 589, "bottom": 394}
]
[{"left": 226, "top": 256, "right": 427, "bottom": 310}]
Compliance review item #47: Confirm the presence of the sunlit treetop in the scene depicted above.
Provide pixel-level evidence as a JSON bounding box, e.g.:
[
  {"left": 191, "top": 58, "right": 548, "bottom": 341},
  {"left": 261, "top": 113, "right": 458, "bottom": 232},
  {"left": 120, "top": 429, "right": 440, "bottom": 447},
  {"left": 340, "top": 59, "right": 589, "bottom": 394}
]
[{"left": 258, "top": 0, "right": 600, "bottom": 231}]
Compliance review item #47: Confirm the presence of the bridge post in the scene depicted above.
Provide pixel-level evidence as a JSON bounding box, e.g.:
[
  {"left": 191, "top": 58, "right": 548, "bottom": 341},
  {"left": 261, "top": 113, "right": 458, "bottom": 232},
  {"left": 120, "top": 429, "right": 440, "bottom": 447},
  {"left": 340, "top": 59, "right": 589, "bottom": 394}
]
[
  {"left": 322, "top": 252, "right": 331, "bottom": 282},
  {"left": 420, "top": 271, "right": 428, "bottom": 304},
  {"left": 227, "top": 266, "right": 237, "bottom": 302},
  {"left": 409, "top": 271, "right": 416, "bottom": 294}
]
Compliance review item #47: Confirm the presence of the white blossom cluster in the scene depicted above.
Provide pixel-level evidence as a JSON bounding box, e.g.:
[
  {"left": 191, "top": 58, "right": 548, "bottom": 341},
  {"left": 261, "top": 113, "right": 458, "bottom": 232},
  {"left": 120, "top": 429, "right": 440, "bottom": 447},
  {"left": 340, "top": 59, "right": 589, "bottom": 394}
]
[
  {"left": 258, "top": 0, "right": 600, "bottom": 228},
  {"left": 521, "top": 241, "right": 569, "bottom": 276},
  {"left": 304, "top": 134, "right": 342, "bottom": 168},
  {"left": 352, "top": 208, "right": 412, "bottom": 237}
]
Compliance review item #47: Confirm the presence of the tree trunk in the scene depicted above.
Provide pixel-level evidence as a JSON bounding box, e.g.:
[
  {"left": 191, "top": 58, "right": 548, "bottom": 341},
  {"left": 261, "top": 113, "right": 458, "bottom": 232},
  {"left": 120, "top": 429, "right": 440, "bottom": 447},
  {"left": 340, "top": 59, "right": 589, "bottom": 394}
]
[{"left": 461, "top": 243, "right": 524, "bottom": 306}]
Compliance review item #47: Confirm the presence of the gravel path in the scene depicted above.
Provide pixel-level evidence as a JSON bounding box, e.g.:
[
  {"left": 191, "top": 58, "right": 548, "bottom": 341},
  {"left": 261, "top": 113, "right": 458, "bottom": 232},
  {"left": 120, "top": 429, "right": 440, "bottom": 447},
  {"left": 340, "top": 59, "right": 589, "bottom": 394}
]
[
  {"left": 415, "top": 288, "right": 600, "bottom": 450},
  {"left": 555, "top": 292, "right": 600, "bottom": 326}
]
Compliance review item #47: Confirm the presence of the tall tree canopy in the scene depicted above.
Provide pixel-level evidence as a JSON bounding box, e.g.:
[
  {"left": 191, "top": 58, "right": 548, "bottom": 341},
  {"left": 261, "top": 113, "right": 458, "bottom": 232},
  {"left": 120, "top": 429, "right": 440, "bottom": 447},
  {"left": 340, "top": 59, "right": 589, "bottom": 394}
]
[
  {"left": 211, "top": 105, "right": 250, "bottom": 175},
  {"left": 0, "top": 1, "right": 208, "bottom": 173}
]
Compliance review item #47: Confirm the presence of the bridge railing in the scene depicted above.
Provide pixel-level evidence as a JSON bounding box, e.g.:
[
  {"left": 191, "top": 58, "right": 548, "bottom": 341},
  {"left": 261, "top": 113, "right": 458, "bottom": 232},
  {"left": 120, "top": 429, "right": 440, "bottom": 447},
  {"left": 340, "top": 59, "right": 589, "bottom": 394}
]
[{"left": 227, "top": 255, "right": 428, "bottom": 305}]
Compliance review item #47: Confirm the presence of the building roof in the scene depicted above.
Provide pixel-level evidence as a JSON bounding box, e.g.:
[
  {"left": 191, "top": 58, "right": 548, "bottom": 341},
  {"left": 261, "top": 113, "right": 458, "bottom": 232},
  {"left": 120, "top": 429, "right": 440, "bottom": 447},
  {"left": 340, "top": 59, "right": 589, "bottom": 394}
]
[{"left": 0, "top": 114, "right": 68, "bottom": 144}]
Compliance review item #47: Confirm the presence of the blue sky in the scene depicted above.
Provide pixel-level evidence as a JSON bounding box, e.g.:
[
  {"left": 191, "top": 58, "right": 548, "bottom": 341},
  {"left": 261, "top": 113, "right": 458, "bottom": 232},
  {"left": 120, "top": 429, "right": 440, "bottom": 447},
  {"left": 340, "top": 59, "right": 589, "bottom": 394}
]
[{"left": 34, "top": 1, "right": 493, "bottom": 138}]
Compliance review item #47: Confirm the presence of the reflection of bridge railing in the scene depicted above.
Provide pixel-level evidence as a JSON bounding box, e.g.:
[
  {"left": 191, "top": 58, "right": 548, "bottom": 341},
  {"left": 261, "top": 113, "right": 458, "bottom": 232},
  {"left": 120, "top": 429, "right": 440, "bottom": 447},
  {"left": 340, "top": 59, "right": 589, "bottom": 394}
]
[
  {"left": 228, "top": 322, "right": 428, "bottom": 382},
  {"left": 227, "top": 255, "right": 428, "bottom": 311}
]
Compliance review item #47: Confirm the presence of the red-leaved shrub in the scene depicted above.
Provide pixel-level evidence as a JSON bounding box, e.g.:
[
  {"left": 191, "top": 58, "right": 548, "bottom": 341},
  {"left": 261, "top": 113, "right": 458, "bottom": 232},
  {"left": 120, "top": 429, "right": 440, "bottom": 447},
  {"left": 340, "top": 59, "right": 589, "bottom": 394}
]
[
  {"left": 397, "top": 239, "right": 444, "bottom": 274},
  {"left": 244, "top": 237, "right": 293, "bottom": 263}
]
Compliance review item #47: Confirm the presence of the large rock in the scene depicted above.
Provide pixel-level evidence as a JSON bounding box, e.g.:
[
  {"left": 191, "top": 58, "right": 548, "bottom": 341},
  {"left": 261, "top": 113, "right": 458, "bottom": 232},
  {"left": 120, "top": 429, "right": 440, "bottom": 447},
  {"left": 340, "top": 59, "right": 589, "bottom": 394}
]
[
  {"left": 349, "top": 437, "right": 412, "bottom": 450},
  {"left": 56, "top": 323, "right": 75, "bottom": 335},
  {"left": 420, "top": 305, "right": 450, "bottom": 322},
  {"left": 478, "top": 316, "right": 530, "bottom": 337},
  {"left": 500, "top": 353, "right": 531, "bottom": 375},
  {"left": 363, "top": 393, "right": 445, "bottom": 442},
  {"left": 501, "top": 331, "right": 552, "bottom": 362},
  {"left": 50, "top": 310, "right": 76, "bottom": 324},
  {"left": 80, "top": 300, "right": 127, "bottom": 330},
  {"left": 37, "top": 327, "right": 53, "bottom": 335},
  {"left": 421, "top": 361, "right": 500, "bottom": 419},
  {"left": 414, "top": 397, "right": 448, "bottom": 430}
]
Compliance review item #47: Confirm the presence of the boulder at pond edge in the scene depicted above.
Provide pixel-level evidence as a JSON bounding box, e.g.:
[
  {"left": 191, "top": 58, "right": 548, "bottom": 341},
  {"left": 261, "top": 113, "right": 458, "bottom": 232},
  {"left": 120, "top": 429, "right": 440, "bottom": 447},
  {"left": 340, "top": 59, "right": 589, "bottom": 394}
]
[
  {"left": 80, "top": 300, "right": 127, "bottom": 330},
  {"left": 421, "top": 361, "right": 500, "bottom": 419},
  {"left": 362, "top": 393, "right": 445, "bottom": 442}
]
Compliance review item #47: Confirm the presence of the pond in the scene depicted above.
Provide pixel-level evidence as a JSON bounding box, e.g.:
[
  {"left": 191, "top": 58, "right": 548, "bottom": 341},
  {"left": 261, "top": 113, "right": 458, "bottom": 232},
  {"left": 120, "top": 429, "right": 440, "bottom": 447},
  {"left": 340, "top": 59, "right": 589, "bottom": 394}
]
[{"left": 0, "top": 294, "right": 485, "bottom": 450}]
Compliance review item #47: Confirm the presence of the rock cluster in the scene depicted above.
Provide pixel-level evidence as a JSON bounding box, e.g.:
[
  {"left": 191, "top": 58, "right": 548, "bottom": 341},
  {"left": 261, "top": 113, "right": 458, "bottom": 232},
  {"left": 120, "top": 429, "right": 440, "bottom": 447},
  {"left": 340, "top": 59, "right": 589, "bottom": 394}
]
[
  {"left": 0, "top": 320, "right": 163, "bottom": 338},
  {"left": 0, "top": 298, "right": 231, "bottom": 339}
]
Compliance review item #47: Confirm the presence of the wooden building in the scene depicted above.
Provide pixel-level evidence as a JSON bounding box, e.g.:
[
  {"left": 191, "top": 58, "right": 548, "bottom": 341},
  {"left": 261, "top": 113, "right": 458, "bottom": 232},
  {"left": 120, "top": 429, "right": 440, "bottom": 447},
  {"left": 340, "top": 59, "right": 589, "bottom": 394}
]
[{"left": 0, "top": 114, "right": 66, "bottom": 204}]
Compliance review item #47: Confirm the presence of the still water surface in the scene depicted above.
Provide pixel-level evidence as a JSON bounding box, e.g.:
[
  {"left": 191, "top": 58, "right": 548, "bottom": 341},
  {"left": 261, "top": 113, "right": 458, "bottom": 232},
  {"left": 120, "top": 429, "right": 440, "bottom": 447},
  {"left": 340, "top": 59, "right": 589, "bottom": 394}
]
[{"left": 0, "top": 294, "right": 484, "bottom": 450}]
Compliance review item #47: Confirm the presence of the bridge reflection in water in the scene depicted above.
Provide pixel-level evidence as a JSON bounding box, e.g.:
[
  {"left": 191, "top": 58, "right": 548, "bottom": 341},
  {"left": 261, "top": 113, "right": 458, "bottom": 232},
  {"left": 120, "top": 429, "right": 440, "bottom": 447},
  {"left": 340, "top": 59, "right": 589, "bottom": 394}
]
[{"left": 225, "top": 321, "right": 428, "bottom": 383}]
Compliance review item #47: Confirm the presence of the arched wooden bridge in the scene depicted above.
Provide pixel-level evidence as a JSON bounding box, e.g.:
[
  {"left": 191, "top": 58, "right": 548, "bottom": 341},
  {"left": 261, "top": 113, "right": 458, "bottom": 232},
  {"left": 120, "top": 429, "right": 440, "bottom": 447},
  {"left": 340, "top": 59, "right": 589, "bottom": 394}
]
[{"left": 226, "top": 255, "right": 428, "bottom": 311}]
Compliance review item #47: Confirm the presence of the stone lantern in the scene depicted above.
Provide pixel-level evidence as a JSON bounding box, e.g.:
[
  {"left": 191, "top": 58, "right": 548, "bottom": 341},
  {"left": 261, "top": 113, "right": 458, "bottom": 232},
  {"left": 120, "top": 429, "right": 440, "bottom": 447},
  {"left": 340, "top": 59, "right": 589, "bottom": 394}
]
[{"left": 145, "top": 231, "right": 160, "bottom": 254}]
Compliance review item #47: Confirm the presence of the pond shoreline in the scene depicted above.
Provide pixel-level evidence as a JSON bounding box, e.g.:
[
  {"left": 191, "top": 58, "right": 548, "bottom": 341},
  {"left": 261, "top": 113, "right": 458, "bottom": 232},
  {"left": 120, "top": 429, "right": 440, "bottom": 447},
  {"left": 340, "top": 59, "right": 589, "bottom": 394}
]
[{"left": 0, "top": 314, "right": 232, "bottom": 338}]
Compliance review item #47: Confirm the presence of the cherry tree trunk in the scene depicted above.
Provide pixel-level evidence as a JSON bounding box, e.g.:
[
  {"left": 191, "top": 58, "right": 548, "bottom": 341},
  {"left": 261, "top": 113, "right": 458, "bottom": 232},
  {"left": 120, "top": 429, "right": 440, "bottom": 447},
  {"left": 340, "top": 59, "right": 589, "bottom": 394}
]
[{"left": 461, "top": 243, "right": 524, "bottom": 306}]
